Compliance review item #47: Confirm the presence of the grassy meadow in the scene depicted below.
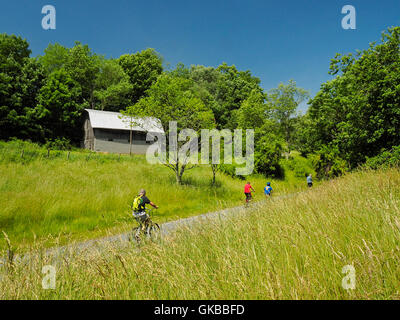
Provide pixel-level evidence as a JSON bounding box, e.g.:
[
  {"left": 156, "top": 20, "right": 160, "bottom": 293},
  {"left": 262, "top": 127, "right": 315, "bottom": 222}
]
[
  {"left": 0, "top": 168, "right": 399, "bottom": 299},
  {"left": 0, "top": 140, "right": 310, "bottom": 250}
]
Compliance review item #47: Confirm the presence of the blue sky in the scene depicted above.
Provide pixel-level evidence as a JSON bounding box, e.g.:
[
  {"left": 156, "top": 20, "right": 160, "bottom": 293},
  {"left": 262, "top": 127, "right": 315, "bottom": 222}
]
[{"left": 2, "top": 0, "right": 400, "bottom": 110}]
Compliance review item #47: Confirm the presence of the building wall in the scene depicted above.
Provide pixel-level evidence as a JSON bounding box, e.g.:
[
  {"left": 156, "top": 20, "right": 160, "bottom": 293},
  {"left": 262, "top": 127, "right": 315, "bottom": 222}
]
[
  {"left": 93, "top": 128, "right": 153, "bottom": 154},
  {"left": 83, "top": 116, "right": 95, "bottom": 150}
]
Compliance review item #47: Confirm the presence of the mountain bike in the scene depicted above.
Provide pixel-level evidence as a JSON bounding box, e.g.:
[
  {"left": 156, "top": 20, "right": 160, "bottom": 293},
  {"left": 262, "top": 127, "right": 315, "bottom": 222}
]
[
  {"left": 245, "top": 192, "right": 254, "bottom": 208},
  {"left": 129, "top": 208, "right": 160, "bottom": 243}
]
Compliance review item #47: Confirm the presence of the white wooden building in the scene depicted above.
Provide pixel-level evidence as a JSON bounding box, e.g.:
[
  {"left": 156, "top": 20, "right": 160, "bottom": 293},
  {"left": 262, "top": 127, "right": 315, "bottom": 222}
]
[{"left": 82, "top": 109, "right": 163, "bottom": 154}]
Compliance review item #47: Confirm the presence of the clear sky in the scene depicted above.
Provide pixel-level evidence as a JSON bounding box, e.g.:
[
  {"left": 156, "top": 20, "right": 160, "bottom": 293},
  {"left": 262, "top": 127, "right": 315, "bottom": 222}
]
[{"left": 2, "top": 0, "right": 400, "bottom": 110}]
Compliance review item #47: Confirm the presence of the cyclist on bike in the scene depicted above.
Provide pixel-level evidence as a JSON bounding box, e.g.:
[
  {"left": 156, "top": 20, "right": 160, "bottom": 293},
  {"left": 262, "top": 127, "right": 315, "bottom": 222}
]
[
  {"left": 132, "top": 189, "right": 159, "bottom": 228},
  {"left": 264, "top": 182, "right": 273, "bottom": 199},
  {"left": 244, "top": 182, "right": 255, "bottom": 203}
]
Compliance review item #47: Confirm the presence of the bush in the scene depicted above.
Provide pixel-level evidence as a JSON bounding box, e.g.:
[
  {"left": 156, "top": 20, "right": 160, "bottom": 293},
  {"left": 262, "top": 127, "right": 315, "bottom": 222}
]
[
  {"left": 313, "top": 145, "right": 348, "bottom": 180},
  {"left": 219, "top": 163, "right": 245, "bottom": 180},
  {"left": 365, "top": 146, "right": 400, "bottom": 169},
  {"left": 44, "top": 137, "right": 72, "bottom": 151},
  {"left": 254, "top": 135, "right": 284, "bottom": 178},
  {"left": 283, "top": 153, "right": 314, "bottom": 178},
  {"left": 219, "top": 134, "right": 284, "bottom": 179}
]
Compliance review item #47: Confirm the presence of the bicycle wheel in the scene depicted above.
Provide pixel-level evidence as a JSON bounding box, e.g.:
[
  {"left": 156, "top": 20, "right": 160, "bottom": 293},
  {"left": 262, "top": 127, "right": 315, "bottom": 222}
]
[
  {"left": 129, "top": 226, "right": 142, "bottom": 243},
  {"left": 147, "top": 223, "right": 160, "bottom": 241}
]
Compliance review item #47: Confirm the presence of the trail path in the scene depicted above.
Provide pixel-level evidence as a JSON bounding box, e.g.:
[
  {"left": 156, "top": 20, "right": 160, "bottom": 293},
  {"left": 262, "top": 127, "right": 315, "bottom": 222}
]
[{"left": 0, "top": 193, "right": 298, "bottom": 268}]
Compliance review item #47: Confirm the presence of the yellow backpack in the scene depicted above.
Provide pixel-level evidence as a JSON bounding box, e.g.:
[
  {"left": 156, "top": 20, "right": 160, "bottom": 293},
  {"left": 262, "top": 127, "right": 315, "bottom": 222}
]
[{"left": 132, "top": 195, "right": 144, "bottom": 212}]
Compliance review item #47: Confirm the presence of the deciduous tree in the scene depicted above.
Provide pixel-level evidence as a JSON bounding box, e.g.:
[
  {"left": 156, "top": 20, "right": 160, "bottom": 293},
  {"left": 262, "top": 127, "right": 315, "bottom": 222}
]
[
  {"left": 118, "top": 49, "right": 163, "bottom": 104},
  {"left": 125, "top": 74, "right": 214, "bottom": 184}
]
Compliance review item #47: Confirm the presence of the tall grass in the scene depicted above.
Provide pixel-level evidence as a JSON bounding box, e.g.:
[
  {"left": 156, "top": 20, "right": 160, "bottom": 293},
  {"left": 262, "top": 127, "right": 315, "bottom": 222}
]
[
  {"left": 0, "top": 168, "right": 399, "bottom": 299},
  {"left": 0, "top": 141, "right": 306, "bottom": 250}
]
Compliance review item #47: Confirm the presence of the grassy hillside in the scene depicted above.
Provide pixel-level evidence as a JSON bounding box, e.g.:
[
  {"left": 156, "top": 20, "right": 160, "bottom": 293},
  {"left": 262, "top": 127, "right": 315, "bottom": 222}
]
[
  {"left": 0, "top": 140, "right": 309, "bottom": 250},
  {"left": 0, "top": 168, "right": 398, "bottom": 299}
]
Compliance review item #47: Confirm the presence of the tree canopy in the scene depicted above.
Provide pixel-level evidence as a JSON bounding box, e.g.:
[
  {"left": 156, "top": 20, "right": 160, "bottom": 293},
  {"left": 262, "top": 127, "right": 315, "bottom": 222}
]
[
  {"left": 2, "top": 27, "right": 398, "bottom": 182},
  {"left": 125, "top": 73, "right": 214, "bottom": 184},
  {"left": 303, "top": 27, "right": 400, "bottom": 176},
  {"left": 118, "top": 48, "right": 163, "bottom": 104}
]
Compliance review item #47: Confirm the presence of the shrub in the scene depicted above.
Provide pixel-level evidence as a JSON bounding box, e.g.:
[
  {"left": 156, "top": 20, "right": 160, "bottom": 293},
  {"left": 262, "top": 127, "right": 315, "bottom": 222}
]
[
  {"left": 254, "top": 135, "right": 284, "bottom": 178},
  {"left": 219, "top": 163, "right": 245, "bottom": 180},
  {"left": 44, "top": 137, "right": 72, "bottom": 150},
  {"left": 365, "top": 146, "right": 400, "bottom": 169},
  {"left": 313, "top": 145, "right": 348, "bottom": 180},
  {"left": 283, "top": 153, "right": 314, "bottom": 178}
]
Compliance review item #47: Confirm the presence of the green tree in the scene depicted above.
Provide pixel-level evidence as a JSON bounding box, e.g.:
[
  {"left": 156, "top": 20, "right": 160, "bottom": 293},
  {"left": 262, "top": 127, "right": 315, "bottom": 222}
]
[
  {"left": 39, "top": 43, "right": 134, "bottom": 112},
  {"left": 307, "top": 27, "right": 400, "bottom": 171},
  {"left": 93, "top": 58, "right": 132, "bottom": 111},
  {"left": 35, "top": 69, "right": 84, "bottom": 143},
  {"left": 118, "top": 48, "right": 163, "bottom": 104},
  {"left": 312, "top": 145, "right": 348, "bottom": 180},
  {"left": 0, "top": 34, "right": 45, "bottom": 140},
  {"left": 291, "top": 113, "right": 315, "bottom": 156},
  {"left": 235, "top": 89, "right": 269, "bottom": 130},
  {"left": 268, "top": 79, "right": 309, "bottom": 150},
  {"left": 254, "top": 133, "right": 284, "bottom": 177},
  {"left": 187, "top": 63, "right": 263, "bottom": 129},
  {"left": 234, "top": 89, "right": 284, "bottom": 177},
  {"left": 38, "top": 43, "right": 69, "bottom": 74},
  {"left": 64, "top": 42, "right": 100, "bottom": 108},
  {"left": 125, "top": 74, "right": 214, "bottom": 184},
  {"left": 216, "top": 63, "right": 264, "bottom": 129}
]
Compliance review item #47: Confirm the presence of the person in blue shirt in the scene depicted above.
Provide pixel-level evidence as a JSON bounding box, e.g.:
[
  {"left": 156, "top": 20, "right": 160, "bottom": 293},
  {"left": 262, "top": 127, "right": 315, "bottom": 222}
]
[
  {"left": 307, "top": 174, "right": 313, "bottom": 188},
  {"left": 264, "top": 182, "right": 273, "bottom": 199}
]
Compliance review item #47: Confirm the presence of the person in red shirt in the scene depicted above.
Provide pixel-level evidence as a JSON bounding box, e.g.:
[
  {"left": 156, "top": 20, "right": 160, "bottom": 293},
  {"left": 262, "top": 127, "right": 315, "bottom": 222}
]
[{"left": 244, "top": 182, "right": 255, "bottom": 203}]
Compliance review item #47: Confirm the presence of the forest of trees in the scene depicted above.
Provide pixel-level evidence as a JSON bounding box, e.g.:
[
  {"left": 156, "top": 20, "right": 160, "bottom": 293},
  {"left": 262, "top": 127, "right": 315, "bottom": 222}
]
[
  {"left": 1, "top": 27, "right": 400, "bottom": 180},
  {"left": 298, "top": 27, "right": 400, "bottom": 178}
]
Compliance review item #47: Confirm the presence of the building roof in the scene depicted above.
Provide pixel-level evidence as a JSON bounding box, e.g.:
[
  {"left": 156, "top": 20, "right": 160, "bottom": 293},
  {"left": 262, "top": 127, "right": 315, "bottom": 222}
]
[{"left": 85, "top": 109, "right": 164, "bottom": 133}]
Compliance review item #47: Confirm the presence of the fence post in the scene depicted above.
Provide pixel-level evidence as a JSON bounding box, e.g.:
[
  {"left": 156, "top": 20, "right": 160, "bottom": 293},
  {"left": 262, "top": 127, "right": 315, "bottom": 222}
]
[
  {"left": 47, "top": 149, "right": 50, "bottom": 158},
  {"left": 21, "top": 150, "right": 24, "bottom": 158},
  {"left": 119, "top": 153, "right": 121, "bottom": 161},
  {"left": 67, "top": 151, "right": 70, "bottom": 160}
]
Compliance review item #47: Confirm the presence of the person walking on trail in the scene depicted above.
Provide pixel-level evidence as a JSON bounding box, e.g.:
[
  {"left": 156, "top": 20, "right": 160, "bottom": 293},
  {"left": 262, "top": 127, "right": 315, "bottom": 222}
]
[
  {"left": 307, "top": 174, "right": 313, "bottom": 188},
  {"left": 244, "top": 182, "right": 255, "bottom": 203},
  {"left": 264, "top": 182, "right": 273, "bottom": 199},
  {"left": 132, "top": 189, "right": 158, "bottom": 228}
]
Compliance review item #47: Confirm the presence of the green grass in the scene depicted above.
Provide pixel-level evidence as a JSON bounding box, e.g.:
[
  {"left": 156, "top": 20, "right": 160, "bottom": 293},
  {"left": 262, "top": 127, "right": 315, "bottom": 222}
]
[
  {"left": 1, "top": 168, "right": 399, "bottom": 299},
  {"left": 0, "top": 140, "right": 308, "bottom": 250}
]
